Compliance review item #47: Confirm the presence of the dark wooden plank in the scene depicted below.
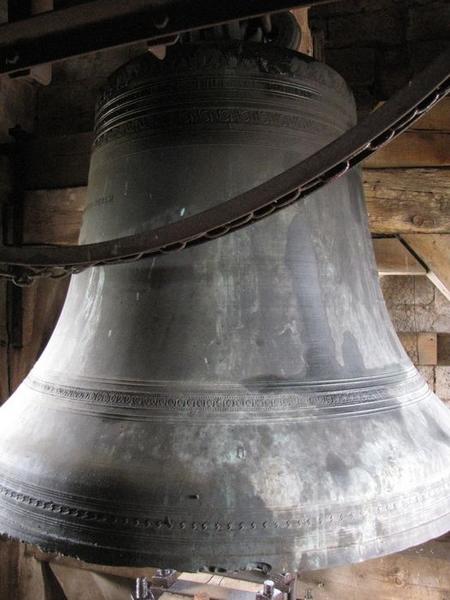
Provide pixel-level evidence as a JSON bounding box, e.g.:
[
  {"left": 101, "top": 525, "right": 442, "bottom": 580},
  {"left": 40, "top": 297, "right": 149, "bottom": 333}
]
[
  {"left": 9, "top": 277, "right": 70, "bottom": 391},
  {"left": 0, "top": 538, "right": 19, "bottom": 599},
  {"left": 0, "top": 280, "right": 10, "bottom": 403},
  {"left": 6, "top": 186, "right": 82, "bottom": 391}
]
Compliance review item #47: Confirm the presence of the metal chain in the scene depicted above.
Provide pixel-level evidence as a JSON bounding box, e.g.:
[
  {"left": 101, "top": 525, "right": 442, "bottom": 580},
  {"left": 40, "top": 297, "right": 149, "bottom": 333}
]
[{"left": 1, "top": 56, "right": 449, "bottom": 286}]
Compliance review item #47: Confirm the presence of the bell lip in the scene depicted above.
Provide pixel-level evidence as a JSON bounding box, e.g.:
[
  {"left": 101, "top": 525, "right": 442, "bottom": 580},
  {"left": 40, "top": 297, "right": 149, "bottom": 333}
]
[
  {"left": 1, "top": 508, "right": 450, "bottom": 573},
  {"left": 0, "top": 371, "right": 447, "bottom": 574}
]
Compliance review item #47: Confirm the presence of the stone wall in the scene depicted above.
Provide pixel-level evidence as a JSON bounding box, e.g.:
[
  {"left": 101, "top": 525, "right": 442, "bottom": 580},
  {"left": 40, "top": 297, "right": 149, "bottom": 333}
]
[
  {"left": 382, "top": 275, "right": 450, "bottom": 401},
  {"left": 310, "top": 0, "right": 450, "bottom": 116}
]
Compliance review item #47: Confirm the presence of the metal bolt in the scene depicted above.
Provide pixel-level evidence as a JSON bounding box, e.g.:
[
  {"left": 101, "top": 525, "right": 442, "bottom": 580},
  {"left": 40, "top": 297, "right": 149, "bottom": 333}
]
[
  {"left": 135, "top": 577, "right": 154, "bottom": 600},
  {"left": 156, "top": 568, "right": 174, "bottom": 577},
  {"left": 263, "top": 580, "right": 275, "bottom": 599}
]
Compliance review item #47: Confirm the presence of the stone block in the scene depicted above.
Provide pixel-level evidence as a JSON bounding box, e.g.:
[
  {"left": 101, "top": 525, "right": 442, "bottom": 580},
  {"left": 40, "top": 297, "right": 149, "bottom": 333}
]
[
  {"left": 417, "top": 332, "right": 438, "bottom": 365},
  {"left": 418, "top": 366, "right": 435, "bottom": 392},
  {"left": 433, "top": 289, "right": 450, "bottom": 332},
  {"left": 398, "top": 334, "right": 437, "bottom": 366},
  {"left": 398, "top": 332, "right": 419, "bottom": 363},
  {"left": 436, "top": 367, "right": 450, "bottom": 401},
  {"left": 388, "top": 304, "right": 438, "bottom": 333},
  {"left": 381, "top": 276, "right": 435, "bottom": 307},
  {"left": 438, "top": 334, "right": 450, "bottom": 366}
]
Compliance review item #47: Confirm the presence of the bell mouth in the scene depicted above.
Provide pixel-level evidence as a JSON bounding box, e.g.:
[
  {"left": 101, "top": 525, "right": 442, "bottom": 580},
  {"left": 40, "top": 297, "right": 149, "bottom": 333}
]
[{"left": 1, "top": 365, "right": 450, "bottom": 572}]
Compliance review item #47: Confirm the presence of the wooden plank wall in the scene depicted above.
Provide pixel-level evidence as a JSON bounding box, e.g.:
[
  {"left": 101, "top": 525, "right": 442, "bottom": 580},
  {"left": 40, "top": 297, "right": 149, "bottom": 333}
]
[{"left": 0, "top": 64, "right": 39, "bottom": 599}]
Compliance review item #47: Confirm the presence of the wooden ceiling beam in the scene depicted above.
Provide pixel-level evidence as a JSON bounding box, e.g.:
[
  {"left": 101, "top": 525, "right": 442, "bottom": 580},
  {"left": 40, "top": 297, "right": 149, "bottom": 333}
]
[{"left": 364, "top": 130, "right": 450, "bottom": 168}]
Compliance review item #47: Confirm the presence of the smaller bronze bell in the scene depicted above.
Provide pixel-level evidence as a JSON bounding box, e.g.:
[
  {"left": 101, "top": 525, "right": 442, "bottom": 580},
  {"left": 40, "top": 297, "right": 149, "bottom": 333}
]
[{"left": 0, "top": 40, "right": 450, "bottom": 574}]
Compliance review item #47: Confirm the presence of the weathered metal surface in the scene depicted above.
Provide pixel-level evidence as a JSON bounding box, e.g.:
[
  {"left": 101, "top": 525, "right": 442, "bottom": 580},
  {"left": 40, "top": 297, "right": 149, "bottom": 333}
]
[
  {"left": 0, "top": 46, "right": 448, "bottom": 285},
  {"left": 1, "top": 43, "right": 450, "bottom": 573}
]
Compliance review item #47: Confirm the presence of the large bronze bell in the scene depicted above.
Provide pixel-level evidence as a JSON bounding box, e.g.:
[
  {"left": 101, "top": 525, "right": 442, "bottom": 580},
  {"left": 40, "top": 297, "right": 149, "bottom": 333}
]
[{"left": 1, "top": 40, "right": 450, "bottom": 574}]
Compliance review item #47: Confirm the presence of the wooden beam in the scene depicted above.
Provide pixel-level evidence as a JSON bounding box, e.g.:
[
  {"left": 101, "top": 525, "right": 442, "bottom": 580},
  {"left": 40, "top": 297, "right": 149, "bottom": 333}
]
[
  {"left": 298, "top": 536, "right": 450, "bottom": 600},
  {"left": 8, "top": 278, "right": 70, "bottom": 392},
  {"left": 4, "top": 187, "right": 84, "bottom": 393},
  {"left": 292, "top": 8, "right": 314, "bottom": 56},
  {"left": 23, "top": 188, "right": 85, "bottom": 244},
  {"left": 412, "top": 97, "right": 450, "bottom": 132},
  {"left": 18, "top": 136, "right": 450, "bottom": 237},
  {"left": 32, "top": 537, "right": 450, "bottom": 600},
  {"left": 364, "top": 130, "right": 450, "bottom": 168},
  {"left": 31, "top": 547, "right": 157, "bottom": 580},
  {"left": 364, "top": 96, "right": 450, "bottom": 169},
  {"left": 364, "top": 169, "right": 450, "bottom": 234},
  {"left": 16, "top": 544, "right": 66, "bottom": 600},
  {"left": 17, "top": 188, "right": 448, "bottom": 284},
  {"left": 401, "top": 234, "right": 450, "bottom": 302},
  {"left": 373, "top": 238, "right": 426, "bottom": 275},
  {"left": 50, "top": 563, "right": 130, "bottom": 600}
]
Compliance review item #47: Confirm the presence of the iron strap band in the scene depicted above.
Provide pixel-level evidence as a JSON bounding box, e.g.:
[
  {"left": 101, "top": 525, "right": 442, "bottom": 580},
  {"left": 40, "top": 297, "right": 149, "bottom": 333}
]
[{"left": 0, "top": 48, "right": 449, "bottom": 286}]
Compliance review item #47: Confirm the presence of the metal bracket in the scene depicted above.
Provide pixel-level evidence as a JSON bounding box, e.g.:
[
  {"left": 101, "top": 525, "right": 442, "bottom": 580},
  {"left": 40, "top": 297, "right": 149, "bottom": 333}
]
[{"left": 132, "top": 570, "right": 178, "bottom": 600}]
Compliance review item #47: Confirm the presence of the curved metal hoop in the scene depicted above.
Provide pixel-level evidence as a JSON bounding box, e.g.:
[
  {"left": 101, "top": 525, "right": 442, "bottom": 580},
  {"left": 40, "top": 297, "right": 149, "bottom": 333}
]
[{"left": 1, "top": 48, "right": 449, "bottom": 285}]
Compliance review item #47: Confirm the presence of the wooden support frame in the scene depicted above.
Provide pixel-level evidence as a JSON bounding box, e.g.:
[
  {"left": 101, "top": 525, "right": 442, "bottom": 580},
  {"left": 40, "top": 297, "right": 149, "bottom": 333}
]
[
  {"left": 374, "top": 235, "right": 450, "bottom": 303},
  {"left": 402, "top": 234, "right": 450, "bottom": 302},
  {"left": 373, "top": 238, "right": 427, "bottom": 275}
]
